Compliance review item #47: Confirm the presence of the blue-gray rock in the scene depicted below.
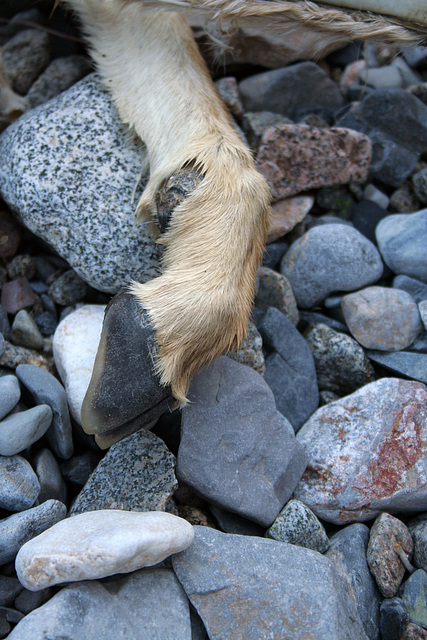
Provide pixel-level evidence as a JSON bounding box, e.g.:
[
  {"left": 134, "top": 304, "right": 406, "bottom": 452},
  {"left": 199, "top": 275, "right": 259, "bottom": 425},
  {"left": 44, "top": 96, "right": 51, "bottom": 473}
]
[
  {"left": 0, "top": 74, "right": 162, "bottom": 293},
  {"left": 393, "top": 276, "right": 427, "bottom": 304},
  {"left": 60, "top": 451, "right": 99, "bottom": 487},
  {"left": 172, "top": 526, "right": 368, "bottom": 640},
  {"left": 209, "top": 505, "right": 265, "bottom": 537},
  {"left": 326, "top": 523, "right": 381, "bottom": 640},
  {"left": 0, "top": 306, "right": 10, "bottom": 341},
  {"left": 401, "top": 570, "right": 427, "bottom": 629},
  {"left": 0, "top": 375, "right": 20, "bottom": 420},
  {"left": 239, "top": 62, "right": 344, "bottom": 120},
  {"left": 413, "top": 168, "right": 427, "bottom": 205},
  {"left": 0, "top": 576, "right": 23, "bottom": 607},
  {"left": 16, "top": 364, "right": 73, "bottom": 459},
  {"left": 8, "top": 568, "right": 191, "bottom": 640},
  {"left": 298, "top": 311, "right": 349, "bottom": 334},
  {"left": 304, "top": 323, "right": 375, "bottom": 396},
  {"left": 0, "top": 335, "right": 4, "bottom": 359},
  {"left": 380, "top": 598, "right": 410, "bottom": 640},
  {"left": 420, "top": 301, "right": 427, "bottom": 331},
  {"left": 32, "top": 448, "right": 67, "bottom": 505},
  {"left": 408, "top": 514, "right": 427, "bottom": 572},
  {"left": 0, "top": 499, "right": 66, "bottom": 565},
  {"left": 14, "top": 588, "right": 53, "bottom": 615},
  {"left": 26, "top": 55, "right": 91, "bottom": 109},
  {"left": 0, "top": 607, "right": 24, "bottom": 624},
  {"left": 281, "top": 224, "right": 383, "bottom": 308},
  {"left": 0, "top": 404, "right": 52, "bottom": 456},
  {"left": 258, "top": 307, "right": 319, "bottom": 430},
  {"left": 0, "top": 456, "right": 39, "bottom": 512},
  {"left": 10, "top": 310, "right": 43, "bottom": 351},
  {"left": 177, "top": 356, "right": 307, "bottom": 527},
  {"left": 48, "top": 270, "right": 88, "bottom": 306},
  {"left": 266, "top": 499, "right": 329, "bottom": 553},
  {"left": 2, "top": 29, "right": 51, "bottom": 95},
  {"left": 376, "top": 210, "right": 427, "bottom": 283},
  {"left": 367, "top": 350, "right": 427, "bottom": 384},
  {"left": 336, "top": 89, "right": 427, "bottom": 186},
  {"left": 409, "top": 332, "right": 427, "bottom": 354},
  {"left": 351, "top": 199, "right": 389, "bottom": 244},
  {"left": 70, "top": 428, "right": 177, "bottom": 515}
]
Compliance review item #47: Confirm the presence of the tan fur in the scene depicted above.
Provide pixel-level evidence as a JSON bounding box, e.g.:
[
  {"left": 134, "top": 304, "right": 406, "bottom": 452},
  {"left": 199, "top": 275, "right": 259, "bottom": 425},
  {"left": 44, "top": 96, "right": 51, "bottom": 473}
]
[{"left": 65, "top": 0, "right": 270, "bottom": 404}]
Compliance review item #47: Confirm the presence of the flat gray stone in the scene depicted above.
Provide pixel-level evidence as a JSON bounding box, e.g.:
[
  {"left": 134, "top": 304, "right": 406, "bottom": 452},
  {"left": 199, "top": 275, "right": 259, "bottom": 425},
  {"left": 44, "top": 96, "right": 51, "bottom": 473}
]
[
  {"left": 281, "top": 224, "right": 383, "bottom": 308},
  {"left": 408, "top": 513, "right": 427, "bottom": 571},
  {"left": 8, "top": 568, "right": 191, "bottom": 640},
  {"left": 265, "top": 498, "right": 329, "bottom": 553},
  {"left": 172, "top": 526, "right": 368, "bottom": 640},
  {"left": 293, "top": 379, "right": 427, "bottom": 524},
  {"left": 0, "top": 455, "right": 40, "bottom": 512},
  {"left": 16, "top": 363, "right": 73, "bottom": 459},
  {"left": 70, "top": 428, "right": 177, "bottom": 515},
  {"left": 0, "top": 404, "right": 52, "bottom": 456},
  {"left": 0, "top": 375, "right": 20, "bottom": 420},
  {"left": 401, "top": 570, "right": 427, "bottom": 629},
  {"left": 326, "top": 523, "right": 381, "bottom": 640},
  {"left": 376, "top": 210, "right": 427, "bottom": 283},
  {"left": 0, "top": 74, "right": 162, "bottom": 293},
  {"left": 32, "top": 448, "right": 67, "bottom": 505},
  {"left": 367, "top": 350, "right": 427, "bottom": 384},
  {"left": 0, "top": 499, "right": 66, "bottom": 565},
  {"left": 177, "top": 357, "right": 307, "bottom": 527}
]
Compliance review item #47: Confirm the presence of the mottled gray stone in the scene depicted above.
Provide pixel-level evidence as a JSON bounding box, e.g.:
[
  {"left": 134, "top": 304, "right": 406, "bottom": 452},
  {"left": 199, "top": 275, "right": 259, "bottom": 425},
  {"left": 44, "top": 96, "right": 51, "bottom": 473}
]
[
  {"left": 413, "top": 169, "right": 427, "bottom": 205},
  {"left": 27, "top": 55, "right": 91, "bottom": 109},
  {"left": 342, "top": 286, "right": 422, "bottom": 351},
  {"left": 304, "top": 323, "right": 375, "bottom": 396},
  {"left": 2, "top": 29, "right": 51, "bottom": 95},
  {"left": 16, "top": 364, "right": 73, "bottom": 459},
  {"left": 177, "top": 356, "right": 307, "bottom": 527},
  {"left": 172, "top": 526, "right": 368, "bottom": 640},
  {"left": 326, "top": 523, "right": 381, "bottom": 640},
  {"left": 71, "top": 429, "right": 177, "bottom": 515},
  {"left": 293, "top": 379, "right": 427, "bottom": 524},
  {"left": 0, "top": 74, "right": 162, "bottom": 293},
  {"left": 408, "top": 514, "right": 427, "bottom": 571},
  {"left": 0, "top": 576, "right": 23, "bottom": 607},
  {"left": 258, "top": 307, "right": 319, "bottom": 430},
  {"left": 281, "top": 224, "right": 383, "bottom": 308},
  {"left": 0, "top": 375, "right": 20, "bottom": 420},
  {"left": 266, "top": 499, "right": 329, "bottom": 553},
  {"left": 11, "top": 310, "right": 43, "bottom": 351},
  {"left": 8, "top": 568, "right": 191, "bottom": 640},
  {"left": 393, "top": 276, "right": 427, "bottom": 305},
  {"left": 255, "top": 266, "right": 299, "bottom": 325},
  {"left": 0, "top": 404, "right": 52, "bottom": 456},
  {"left": 32, "top": 448, "right": 67, "bottom": 505},
  {"left": 380, "top": 598, "right": 410, "bottom": 640},
  {"left": 60, "top": 451, "right": 99, "bottom": 487},
  {"left": 401, "top": 570, "right": 427, "bottom": 629},
  {"left": 48, "top": 270, "right": 88, "bottom": 306},
  {"left": 376, "top": 210, "right": 427, "bottom": 283},
  {"left": 227, "top": 321, "right": 265, "bottom": 376},
  {"left": 367, "top": 350, "right": 427, "bottom": 384},
  {"left": 242, "top": 111, "right": 292, "bottom": 149},
  {"left": 0, "top": 499, "right": 66, "bottom": 565},
  {"left": 0, "top": 455, "right": 40, "bottom": 512}
]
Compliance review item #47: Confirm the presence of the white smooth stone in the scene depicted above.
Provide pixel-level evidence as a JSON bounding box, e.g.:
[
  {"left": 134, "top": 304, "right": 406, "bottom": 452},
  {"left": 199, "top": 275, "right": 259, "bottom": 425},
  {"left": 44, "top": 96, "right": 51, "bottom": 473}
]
[
  {"left": 16, "top": 510, "right": 194, "bottom": 591},
  {"left": 52, "top": 305, "right": 105, "bottom": 425}
]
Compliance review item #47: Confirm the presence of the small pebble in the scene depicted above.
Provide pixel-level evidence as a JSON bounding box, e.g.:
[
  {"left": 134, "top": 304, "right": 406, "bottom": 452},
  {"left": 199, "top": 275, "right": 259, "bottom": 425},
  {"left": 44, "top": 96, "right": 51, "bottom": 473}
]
[
  {"left": 2, "top": 29, "right": 51, "bottom": 95},
  {"left": 32, "top": 449, "right": 67, "bottom": 505},
  {"left": 228, "top": 321, "right": 265, "bottom": 376},
  {"left": 48, "top": 270, "right": 88, "bottom": 306},
  {"left": 0, "top": 455, "right": 40, "bottom": 512},
  {"left": 351, "top": 199, "right": 389, "bottom": 243},
  {"left": 390, "top": 182, "right": 421, "bottom": 213},
  {"left": 6, "top": 255, "right": 35, "bottom": 281},
  {"left": 60, "top": 451, "right": 99, "bottom": 487},
  {"left": 376, "top": 209, "right": 427, "bottom": 283},
  {"left": 408, "top": 514, "right": 427, "bottom": 572},
  {"left": 34, "top": 311, "right": 57, "bottom": 336},
  {"left": 401, "top": 623, "right": 427, "bottom": 639},
  {"left": 0, "top": 404, "right": 52, "bottom": 456},
  {"left": 393, "top": 276, "right": 427, "bottom": 304},
  {"left": 27, "top": 55, "right": 91, "bottom": 109},
  {"left": 1, "top": 278, "right": 38, "bottom": 315},
  {"left": 268, "top": 195, "right": 314, "bottom": 242},
  {"left": 413, "top": 168, "right": 427, "bottom": 204},
  {"left": 401, "top": 570, "right": 427, "bottom": 629},
  {"left": 11, "top": 310, "right": 44, "bottom": 350},
  {"left": 14, "top": 587, "right": 52, "bottom": 615},
  {"left": 0, "top": 341, "right": 50, "bottom": 371},
  {"left": 379, "top": 598, "right": 410, "bottom": 640},
  {"left": 0, "top": 606, "right": 24, "bottom": 624},
  {"left": 255, "top": 267, "right": 299, "bottom": 325},
  {"left": 0, "top": 618, "right": 10, "bottom": 638},
  {"left": 265, "top": 499, "right": 329, "bottom": 553},
  {"left": 0, "top": 213, "right": 21, "bottom": 261},
  {"left": 0, "top": 576, "right": 22, "bottom": 607},
  {"left": 0, "top": 375, "right": 20, "bottom": 420},
  {"left": 420, "top": 301, "right": 427, "bottom": 331},
  {"left": 363, "top": 183, "right": 390, "bottom": 210},
  {"left": 0, "top": 306, "right": 10, "bottom": 340}
]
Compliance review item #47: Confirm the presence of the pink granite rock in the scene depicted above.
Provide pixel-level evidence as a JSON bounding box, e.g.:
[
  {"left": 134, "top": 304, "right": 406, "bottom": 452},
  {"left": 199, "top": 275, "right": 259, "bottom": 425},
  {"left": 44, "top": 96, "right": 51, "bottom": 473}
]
[
  {"left": 257, "top": 125, "right": 372, "bottom": 201},
  {"left": 268, "top": 195, "right": 314, "bottom": 242},
  {"left": 293, "top": 378, "right": 427, "bottom": 524}
]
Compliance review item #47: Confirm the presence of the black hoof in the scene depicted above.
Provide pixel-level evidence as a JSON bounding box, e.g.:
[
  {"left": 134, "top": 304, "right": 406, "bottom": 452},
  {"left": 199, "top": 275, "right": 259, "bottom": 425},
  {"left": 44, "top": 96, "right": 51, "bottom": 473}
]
[{"left": 81, "top": 291, "right": 172, "bottom": 446}]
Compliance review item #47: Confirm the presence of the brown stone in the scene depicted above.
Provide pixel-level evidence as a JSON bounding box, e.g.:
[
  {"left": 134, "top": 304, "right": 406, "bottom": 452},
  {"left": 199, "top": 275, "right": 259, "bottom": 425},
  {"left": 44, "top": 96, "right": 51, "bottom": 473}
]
[
  {"left": 255, "top": 267, "right": 299, "bottom": 325},
  {"left": 257, "top": 125, "right": 372, "bottom": 201},
  {"left": 0, "top": 211, "right": 21, "bottom": 259},
  {"left": 340, "top": 60, "right": 366, "bottom": 89},
  {"left": 402, "top": 623, "right": 427, "bottom": 639},
  {"left": 268, "top": 195, "right": 314, "bottom": 242},
  {"left": 1, "top": 277, "right": 38, "bottom": 314},
  {"left": 0, "top": 340, "right": 50, "bottom": 371}
]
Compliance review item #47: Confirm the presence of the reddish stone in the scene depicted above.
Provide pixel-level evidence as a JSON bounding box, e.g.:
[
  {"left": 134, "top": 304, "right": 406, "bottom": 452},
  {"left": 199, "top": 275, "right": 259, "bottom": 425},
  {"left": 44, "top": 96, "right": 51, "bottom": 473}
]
[
  {"left": 257, "top": 125, "right": 372, "bottom": 201},
  {"left": 402, "top": 623, "right": 427, "bottom": 639},
  {"left": 1, "top": 277, "right": 38, "bottom": 314},
  {"left": 0, "top": 212, "right": 21, "bottom": 259},
  {"left": 268, "top": 195, "right": 314, "bottom": 242}
]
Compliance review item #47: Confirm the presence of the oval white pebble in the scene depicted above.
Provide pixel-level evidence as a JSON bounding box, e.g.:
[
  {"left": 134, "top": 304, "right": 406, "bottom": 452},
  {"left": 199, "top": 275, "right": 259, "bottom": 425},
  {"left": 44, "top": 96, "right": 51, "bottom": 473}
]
[{"left": 15, "top": 509, "right": 194, "bottom": 591}]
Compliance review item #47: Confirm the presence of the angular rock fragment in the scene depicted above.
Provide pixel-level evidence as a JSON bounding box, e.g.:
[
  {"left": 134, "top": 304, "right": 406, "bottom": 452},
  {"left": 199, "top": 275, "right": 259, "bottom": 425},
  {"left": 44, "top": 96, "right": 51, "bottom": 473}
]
[{"left": 266, "top": 499, "right": 329, "bottom": 553}]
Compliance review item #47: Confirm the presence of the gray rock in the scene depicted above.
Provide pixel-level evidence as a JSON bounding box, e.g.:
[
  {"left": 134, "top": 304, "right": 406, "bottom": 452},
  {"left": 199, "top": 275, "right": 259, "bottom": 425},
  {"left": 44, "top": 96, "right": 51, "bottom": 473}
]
[
  {"left": 16, "top": 364, "right": 73, "bottom": 459},
  {"left": 380, "top": 598, "right": 410, "bottom": 640},
  {"left": 11, "top": 310, "right": 43, "bottom": 350},
  {"left": 48, "top": 270, "right": 88, "bottom": 306},
  {"left": 0, "top": 375, "right": 20, "bottom": 420},
  {"left": 341, "top": 286, "right": 422, "bottom": 351},
  {"left": 2, "top": 29, "right": 51, "bottom": 95},
  {"left": 0, "top": 404, "right": 52, "bottom": 456},
  {"left": 71, "top": 428, "right": 177, "bottom": 515},
  {"left": 281, "top": 224, "right": 383, "bottom": 308},
  {"left": 376, "top": 210, "right": 427, "bottom": 283},
  {"left": 242, "top": 111, "right": 293, "bottom": 149},
  {"left": 304, "top": 323, "right": 375, "bottom": 396},
  {"left": 32, "top": 448, "right": 67, "bottom": 505},
  {"left": 8, "top": 568, "right": 191, "bottom": 640},
  {"left": 408, "top": 332, "right": 427, "bottom": 354},
  {"left": 27, "top": 55, "right": 91, "bottom": 109},
  {"left": 266, "top": 499, "right": 329, "bottom": 553},
  {"left": 255, "top": 266, "right": 299, "bottom": 325},
  {"left": 60, "top": 451, "right": 99, "bottom": 487},
  {"left": 0, "top": 305, "right": 10, "bottom": 341},
  {"left": 420, "top": 301, "right": 427, "bottom": 331},
  {"left": 0, "top": 576, "right": 22, "bottom": 607},
  {"left": 0, "top": 74, "right": 162, "bottom": 293},
  {"left": 177, "top": 356, "right": 307, "bottom": 527},
  {"left": 172, "top": 526, "right": 368, "bottom": 640},
  {"left": 293, "top": 378, "right": 427, "bottom": 524},
  {"left": 227, "top": 321, "right": 265, "bottom": 376},
  {"left": 0, "top": 455, "right": 40, "bottom": 512},
  {"left": 367, "top": 350, "right": 427, "bottom": 384},
  {"left": 258, "top": 307, "right": 319, "bottom": 430},
  {"left": 401, "top": 570, "right": 427, "bottom": 629},
  {"left": 403, "top": 46, "right": 427, "bottom": 68},
  {"left": 393, "top": 276, "right": 427, "bottom": 304},
  {"left": 408, "top": 513, "right": 427, "bottom": 571},
  {"left": 0, "top": 499, "right": 66, "bottom": 565},
  {"left": 209, "top": 505, "right": 265, "bottom": 537},
  {"left": 326, "top": 523, "right": 381, "bottom": 640},
  {"left": 239, "top": 62, "right": 344, "bottom": 120},
  {"left": 298, "top": 310, "right": 349, "bottom": 334},
  {"left": 413, "top": 168, "right": 427, "bottom": 205},
  {"left": 14, "top": 588, "right": 53, "bottom": 615}
]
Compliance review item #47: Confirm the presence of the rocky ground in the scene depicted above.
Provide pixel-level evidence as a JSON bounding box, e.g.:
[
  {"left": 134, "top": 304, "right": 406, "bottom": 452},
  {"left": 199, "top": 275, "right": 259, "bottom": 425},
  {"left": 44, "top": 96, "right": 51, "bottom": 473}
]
[{"left": 0, "top": 2, "right": 426, "bottom": 639}]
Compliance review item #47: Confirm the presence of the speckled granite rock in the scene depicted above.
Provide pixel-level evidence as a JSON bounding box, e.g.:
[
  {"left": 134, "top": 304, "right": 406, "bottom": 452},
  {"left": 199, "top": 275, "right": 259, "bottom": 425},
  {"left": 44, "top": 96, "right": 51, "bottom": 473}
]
[
  {"left": 293, "top": 379, "right": 427, "bottom": 524},
  {"left": 257, "top": 125, "right": 372, "bottom": 201},
  {"left": 228, "top": 321, "right": 265, "bottom": 376},
  {"left": 255, "top": 267, "right": 298, "bottom": 325},
  {"left": 281, "top": 224, "right": 383, "bottom": 308},
  {"left": 265, "top": 499, "right": 329, "bottom": 553},
  {"left": 376, "top": 210, "right": 427, "bottom": 283},
  {"left": 0, "top": 74, "right": 162, "bottom": 293},
  {"left": 70, "top": 429, "right": 177, "bottom": 515},
  {"left": 172, "top": 526, "right": 368, "bottom": 640}
]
